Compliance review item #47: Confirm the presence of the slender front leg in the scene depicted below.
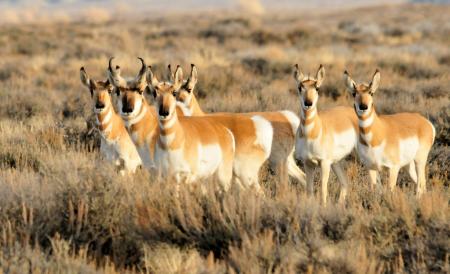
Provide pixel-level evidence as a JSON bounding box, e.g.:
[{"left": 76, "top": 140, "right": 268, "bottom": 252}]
[
  {"left": 415, "top": 160, "right": 427, "bottom": 197},
  {"left": 331, "top": 162, "right": 348, "bottom": 204},
  {"left": 304, "top": 160, "right": 315, "bottom": 196},
  {"left": 368, "top": 169, "right": 379, "bottom": 191},
  {"left": 388, "top": 166, "right": 400, "bottom": 192},
  {"left": 320, "top": 160, "right": 331, "bottom": 206}
]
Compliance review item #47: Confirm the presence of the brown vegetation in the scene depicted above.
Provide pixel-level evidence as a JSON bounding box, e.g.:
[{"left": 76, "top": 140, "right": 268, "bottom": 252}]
[{"left": 0, "top": 3, "right": 448, "bottom": 273}]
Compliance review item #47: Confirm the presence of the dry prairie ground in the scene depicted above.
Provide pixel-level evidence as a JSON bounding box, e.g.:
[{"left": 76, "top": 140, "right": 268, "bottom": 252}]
[{"left": 0, "top": 3, "right": 449, "bottom": 273}]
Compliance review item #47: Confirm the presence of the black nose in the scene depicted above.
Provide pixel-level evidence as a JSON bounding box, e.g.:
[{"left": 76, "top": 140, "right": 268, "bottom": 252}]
[
  {"left": 159, "top": 108, "right": 169, "bottom": 117},
  {"left": 304, "top": 100, "right": 313, "bottom": 107},
  {"left": 95, "top": 102, "right": 105, "bottom": 109},
  {"left": 122, "top": 105, "right": 133, "bottom": 113},
  {"left": 359, "top": 104, "right": 368, "bottom": 110}
]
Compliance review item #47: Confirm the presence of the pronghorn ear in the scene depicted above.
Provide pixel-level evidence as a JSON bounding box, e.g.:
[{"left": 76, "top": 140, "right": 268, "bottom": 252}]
[
  {"left": 173, "top": 65, "right": 183, "bottom": 90},
  {"left": 293, "top": 64, "right": 304, "bottom": 85},
  {"left": 166, "top": 64, "right": 174, "bottom": 82},
  {"left": 343, "top": 70, "right": 357, "bottom": 94},
  {"left": 146, "top": 65, "right": 160, "bottom": 87},
  {"left": 369, "top": 69, "right": 380, "bottom": 94},
  {"left": 80, "top": 67, "right": 95, "bottom": 97},
  {"left": 315, "top": 64, "right": 325, "bottom": 88},
  {"left": 80, "top": 67, "right": 90, "bottom": 87},
  {"left": 185, "top": 64, "right": 198, "bottom": 92}
]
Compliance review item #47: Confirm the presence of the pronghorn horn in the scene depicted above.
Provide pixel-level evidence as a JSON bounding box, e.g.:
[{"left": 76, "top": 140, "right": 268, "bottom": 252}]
[
  {"left": 107, "top": 57, "right": 127, "bottom": 88},
  {"left": 134, "top": 57, "right": 147, "bottom": 90}
]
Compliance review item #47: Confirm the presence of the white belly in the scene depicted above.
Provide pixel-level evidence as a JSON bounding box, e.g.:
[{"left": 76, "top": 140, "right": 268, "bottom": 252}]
[
  {"left": 331, "top": 129, "right": 357, "bottom": 161},
  {"left": 197, "top": 144, "right": 222, "bottom": 179},
  {"left": 295, "top": 137, "right": 324, "bottom": 163},
  {"left": 398, "top": 137, "right": 419, "bottom": 167}
]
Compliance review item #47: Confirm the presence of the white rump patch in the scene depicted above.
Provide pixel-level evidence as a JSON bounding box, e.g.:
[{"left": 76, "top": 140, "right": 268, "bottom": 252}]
[{"left": 251, "top": 115, "right": 273, "bottom": 159}]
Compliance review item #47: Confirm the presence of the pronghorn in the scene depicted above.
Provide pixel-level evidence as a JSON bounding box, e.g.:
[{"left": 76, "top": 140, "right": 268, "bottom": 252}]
[
  {"left": 106, "top": 57, "right": 160, "bottom": 171},
  {"left": 344, "top": 69, "right": 435, "bottom": 196},
  {"left": 148, "top": 65, "right": 274, "bottom": 192},
  {"left": 172, "top": 64, "right": 306, "bottom": 186},
  {"left": 293, "top": 64, "right": 358, "bottom": 205},
  {"left": 146, "top": 65, "right": 236, "bottom": 188},
  {"left": 79, "top": 66, "right": 142, "bottom": 174}
]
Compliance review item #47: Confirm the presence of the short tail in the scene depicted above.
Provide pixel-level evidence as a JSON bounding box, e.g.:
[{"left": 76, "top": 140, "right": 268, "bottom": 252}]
[{"left": 287, "top": 150, "right": 306, "bottom": 187}]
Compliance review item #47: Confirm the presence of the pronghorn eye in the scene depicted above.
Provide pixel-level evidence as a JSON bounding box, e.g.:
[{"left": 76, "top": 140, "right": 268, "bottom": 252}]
[
  {"left": 352, "top": 92, "right": 356, "bottom": 97},
  {"left": 172, "top": 91, "right": 178, "bottom": 97}
]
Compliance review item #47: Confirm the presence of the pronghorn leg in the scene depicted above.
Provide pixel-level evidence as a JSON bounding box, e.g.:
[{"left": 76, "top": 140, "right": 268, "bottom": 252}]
[
  {"left": 415, "top": 159, "right": 427, "bottom": 197},
  {"left": 320, "top": 160, "right": 331, "bottom": 206},
  {"left": 408, "top": 161, "right": 418, "bottom": 183},
  {"left": 287, "top": 152, "right": 307, "bottom": 187},
  {"left": 388, "top": 166, "right": 400, "bottom": 192},
  {"left": 275, "top": 160, "right": 288, "bottom": 193},
  {"left": 217, "top": 162, "right": 233, "bottom": 193},
  {"left": 304, "top": 160, "right": 315, "bottom": 196},
  {"left": 331, "top": 162, "right": 348, "bottom": 204},
  {"left": 368, "top": 169, "right": 379, "bottom": 191}
]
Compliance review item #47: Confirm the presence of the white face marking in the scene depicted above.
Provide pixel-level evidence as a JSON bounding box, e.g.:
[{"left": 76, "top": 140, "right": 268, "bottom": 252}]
[
  {"left": 97, "top": 108, "right": 112, "bottom": 126},
  {"left": 159, "top": 113, "right": 177, "bottom": 129},
  {"left": 355, "top": 102, "right": 372, "bottom": 116},
  {"left": 123, "top": 99, "right": 147, "bottom": 127},
  {"left": 251, "top": 115, "right": 273, "bottom": 159}
]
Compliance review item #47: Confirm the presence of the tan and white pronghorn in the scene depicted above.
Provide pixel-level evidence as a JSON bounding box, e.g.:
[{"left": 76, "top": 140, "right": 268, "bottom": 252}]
[
  {"left": 146, "top": 65, "right": 236, "bottom": 188},
  {"left": 293, "top": 64, "right": 358, "bottom": 205},
  {"left": 106, "top": 57, "right": 160, "bottom": 171},
  {"left": 79, "top": 66, "right": 142, "bottom": 174},
  {"left": 344, "top": 69, "right": 435, "bottom": 196},
  {"left": 148, "top": 65, "right": 274, "bottom": 191},
  {"left": 173, "top": 64, "right": 306, "bottom": 186}
]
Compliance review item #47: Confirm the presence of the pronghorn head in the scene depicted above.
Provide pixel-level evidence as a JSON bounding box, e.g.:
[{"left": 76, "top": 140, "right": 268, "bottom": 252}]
[
  {"left": 344, "top": 69, "right": 380, "bottom": 116},
  {"left": 174, "top": 64, "right": 198, "bottom": 107},
  {"left": 147, "top": 65, "right": 184, "bottom": 120},
  {"left": 107, "top": 57, "right": 148, "bottom": 117},
  {"left": 293, "top": 64, "right": 325, "bottom": 110},
  {"left": 80, "top": 67, "right": 114, "bottom": 113}
]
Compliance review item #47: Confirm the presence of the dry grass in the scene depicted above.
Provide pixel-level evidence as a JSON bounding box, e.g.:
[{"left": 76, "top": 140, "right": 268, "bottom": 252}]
[{"left": 0, "top": 3, "right": 448, "bottom": 273}]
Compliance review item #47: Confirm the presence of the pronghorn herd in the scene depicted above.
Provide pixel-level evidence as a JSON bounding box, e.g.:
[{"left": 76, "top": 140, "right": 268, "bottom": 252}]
[{"left": 80, "top": 58, "right": 435, "bottom": 204}]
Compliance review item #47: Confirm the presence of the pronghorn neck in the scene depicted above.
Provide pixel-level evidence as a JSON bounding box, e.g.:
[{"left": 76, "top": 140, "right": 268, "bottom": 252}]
[
  {"left": 188, "top": 95, "right": 205, "bottom": 116},
  {"left": 122, "top": 98, "right": 154, "bottom": 130},
  {"left": 356, "top": 104, "right": 381, "bottom": 146},
  {"left": 158, "top": 110, "right": 184, "bottom": 149},
  {"left": 299, "top": 105, "right": 321, "bottom": 139},
  {"left": 96, "top": 105, "right": 114, "bottom": 138}
]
